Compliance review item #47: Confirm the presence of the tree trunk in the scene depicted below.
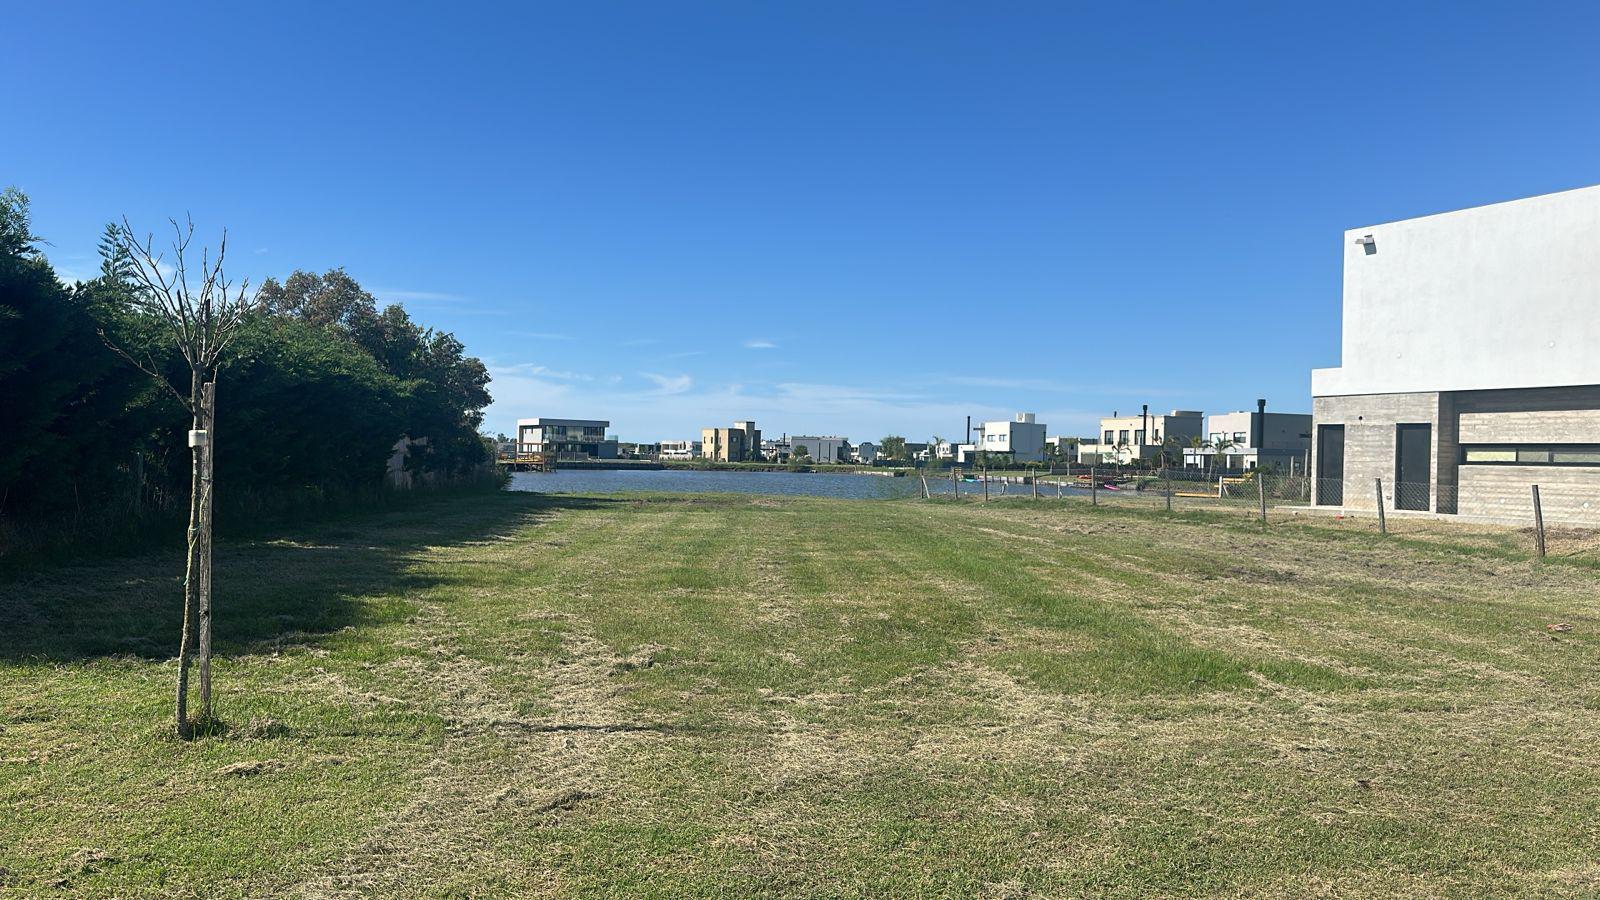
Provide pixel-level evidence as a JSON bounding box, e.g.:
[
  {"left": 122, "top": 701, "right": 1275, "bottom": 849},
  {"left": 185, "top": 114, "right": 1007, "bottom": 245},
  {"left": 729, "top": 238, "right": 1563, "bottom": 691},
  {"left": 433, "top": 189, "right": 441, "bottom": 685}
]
[
  {"left": 176, "top": 373, "right": 202, "bottom": 737},
  {"left": 197, "top": 381, "right": 216, "bottom": 723}
]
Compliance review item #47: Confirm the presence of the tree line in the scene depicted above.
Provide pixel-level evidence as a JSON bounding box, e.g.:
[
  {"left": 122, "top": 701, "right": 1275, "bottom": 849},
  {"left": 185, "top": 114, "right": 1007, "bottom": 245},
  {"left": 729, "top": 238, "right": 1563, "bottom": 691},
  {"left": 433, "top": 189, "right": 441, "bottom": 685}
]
[{"left": 0, "top": 188, "right": 492, "bottom": 556}]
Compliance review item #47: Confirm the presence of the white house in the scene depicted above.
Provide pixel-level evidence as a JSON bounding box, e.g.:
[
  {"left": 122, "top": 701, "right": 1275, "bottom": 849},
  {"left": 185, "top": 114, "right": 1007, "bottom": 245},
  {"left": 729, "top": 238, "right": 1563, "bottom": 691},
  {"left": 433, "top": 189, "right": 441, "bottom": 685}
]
[
  {"left": 517, "top": 418, "right": 617, "bottom": 459},
  {"left": 1078, "top": 408, "right": 1202, "bottom": 465},
  {"left": 1179, "top": 401, "right": 1312, "bottom": 472},
  {"left": 790, "top": 435, "right": 848, "bottom": 464},
  {"left": 659, "top": 439, "right": 700, "bottom": 460},
  {"left": 1311, "top": 184, "right": 1600, "bottom": 519},
  {"left": 975, "top": 413, "right": 1047, "bottom": 463}
]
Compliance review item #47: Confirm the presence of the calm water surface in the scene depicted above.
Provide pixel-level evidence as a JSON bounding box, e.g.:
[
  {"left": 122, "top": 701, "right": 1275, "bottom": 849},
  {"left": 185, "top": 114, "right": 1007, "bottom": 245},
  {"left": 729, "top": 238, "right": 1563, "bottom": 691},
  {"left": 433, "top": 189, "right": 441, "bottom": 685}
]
[
  {"left": 506, "top": 468, "right": 1089, "bottom": 500},
  {"left": 506, "top": 468, "right": 939, "bottom": 499}
]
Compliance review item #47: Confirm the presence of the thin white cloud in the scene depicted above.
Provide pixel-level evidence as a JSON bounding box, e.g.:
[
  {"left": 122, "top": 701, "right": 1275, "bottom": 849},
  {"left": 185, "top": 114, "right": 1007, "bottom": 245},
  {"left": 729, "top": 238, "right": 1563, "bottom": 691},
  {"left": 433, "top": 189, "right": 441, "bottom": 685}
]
[
  {"left": 640, "top": 372, "right": 693, "bottom": 395},
  {"left": 619, "top": 337, "right": 658, "bottom": 347},
  {"left": 509, "top": 331, "right": 574, "bottom": 341},
  {"left": 490, "top": 363, "right": 592, "bottom": 382},
  {"left": 743, "top": 339, "right": 777, "bottom": 350},
  {"left": 253, "top": 247, "right": 269, "bottom": 254},
  {"left": 939, "top": 375, "right": 1187, "bottom": 396}
]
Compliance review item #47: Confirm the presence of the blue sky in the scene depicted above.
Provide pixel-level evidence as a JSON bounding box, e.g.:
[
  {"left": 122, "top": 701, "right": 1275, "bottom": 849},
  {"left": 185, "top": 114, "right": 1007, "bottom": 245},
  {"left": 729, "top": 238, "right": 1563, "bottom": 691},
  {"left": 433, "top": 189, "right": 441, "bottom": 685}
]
[{"left": 7, "top": 2, "right": 1600, "bottom": 442}]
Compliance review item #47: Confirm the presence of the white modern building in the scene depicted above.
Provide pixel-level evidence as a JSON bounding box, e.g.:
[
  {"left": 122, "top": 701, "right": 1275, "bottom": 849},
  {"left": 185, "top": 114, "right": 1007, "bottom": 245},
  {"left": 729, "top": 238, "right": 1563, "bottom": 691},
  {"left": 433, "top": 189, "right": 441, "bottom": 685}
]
[
  {"left": 976, "top": 413, "right": 1047, "bottom": 463},
  {"left": 853, "top": 441, "right": 879, "bottom": 464},
  {"left": 790, "top": 435, "right": 848, "bottom": 464},
  {"left": 1311, "top": 184, "right": 1600, "bottom": 518},
  {"left": 659, "top": 439, "right": 700, "bottom": 460},
  {"left": 1078, "top": 408, "right": 1202, "bottom": 465},
  {"left": 1180, "top": 401, "right": 1312, "bottom": 472},
  {"left": 516, "top": 418, "right": 618, "bottom": 459}
]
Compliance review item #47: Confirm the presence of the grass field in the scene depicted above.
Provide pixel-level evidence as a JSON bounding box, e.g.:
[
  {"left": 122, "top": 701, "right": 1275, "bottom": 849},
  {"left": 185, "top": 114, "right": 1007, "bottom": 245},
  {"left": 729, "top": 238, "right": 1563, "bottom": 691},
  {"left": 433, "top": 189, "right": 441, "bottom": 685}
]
[{"left": 5, "top": 492, "right": 1600, "bottom": 897}]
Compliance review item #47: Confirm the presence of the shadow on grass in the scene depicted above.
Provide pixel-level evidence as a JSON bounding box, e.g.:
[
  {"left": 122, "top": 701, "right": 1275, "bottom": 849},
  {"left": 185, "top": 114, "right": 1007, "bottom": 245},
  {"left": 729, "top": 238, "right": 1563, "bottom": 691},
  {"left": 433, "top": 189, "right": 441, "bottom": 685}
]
[{"left": 0, "top": 492, "right": 623, "bottom": 662}]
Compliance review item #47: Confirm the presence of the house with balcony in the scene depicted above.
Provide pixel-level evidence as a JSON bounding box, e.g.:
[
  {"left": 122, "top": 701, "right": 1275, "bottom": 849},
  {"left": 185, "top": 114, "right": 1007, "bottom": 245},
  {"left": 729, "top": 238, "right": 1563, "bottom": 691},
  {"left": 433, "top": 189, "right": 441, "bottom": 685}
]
[
  {"left": 659, "top": 439, "right": 700, "bottom": 460},
  {"left": 516, "top": 418, "right": 618, "bottom": 459}
]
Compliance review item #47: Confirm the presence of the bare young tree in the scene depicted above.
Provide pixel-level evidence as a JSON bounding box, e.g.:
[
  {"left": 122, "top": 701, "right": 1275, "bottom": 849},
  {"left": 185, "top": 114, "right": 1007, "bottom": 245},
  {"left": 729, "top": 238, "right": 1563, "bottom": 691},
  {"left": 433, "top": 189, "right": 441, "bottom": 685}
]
[{"left": 101, "top": 217, "right": 258, "bottom": 737}]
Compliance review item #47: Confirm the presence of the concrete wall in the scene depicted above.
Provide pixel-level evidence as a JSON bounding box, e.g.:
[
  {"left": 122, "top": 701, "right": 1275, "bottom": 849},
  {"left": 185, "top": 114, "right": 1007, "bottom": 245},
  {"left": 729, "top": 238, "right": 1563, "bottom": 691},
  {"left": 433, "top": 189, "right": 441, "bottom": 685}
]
[
  {"left": 1455, "top": 466, "right": 1600, "bottom": 523},
  {"left": 1311, "top": 391, "right": 1441, "bottom": 511},
  {"left": 1313, "top": 184, "right": 1600, "bottom": 397}
]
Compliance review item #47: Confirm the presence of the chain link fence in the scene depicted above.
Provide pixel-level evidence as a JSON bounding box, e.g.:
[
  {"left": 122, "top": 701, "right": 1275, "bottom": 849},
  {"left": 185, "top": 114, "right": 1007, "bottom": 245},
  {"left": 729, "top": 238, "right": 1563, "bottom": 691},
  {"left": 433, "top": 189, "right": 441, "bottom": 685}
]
[{"left": 922, "top": 466, "right": 1600, "bottom": 559}]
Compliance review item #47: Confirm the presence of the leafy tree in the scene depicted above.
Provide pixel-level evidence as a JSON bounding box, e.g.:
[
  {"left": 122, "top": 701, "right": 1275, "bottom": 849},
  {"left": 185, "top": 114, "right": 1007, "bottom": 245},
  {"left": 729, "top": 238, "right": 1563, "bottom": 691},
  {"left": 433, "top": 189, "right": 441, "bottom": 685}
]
[
  {"left": 878, "top": 435, "right": 907, "bottom": 460},
  {"left": 260, "top": 270, "right": 491, "bottom": 476},
  {"left": 0, "top": 189, "right": 142, "bottom": 522}
]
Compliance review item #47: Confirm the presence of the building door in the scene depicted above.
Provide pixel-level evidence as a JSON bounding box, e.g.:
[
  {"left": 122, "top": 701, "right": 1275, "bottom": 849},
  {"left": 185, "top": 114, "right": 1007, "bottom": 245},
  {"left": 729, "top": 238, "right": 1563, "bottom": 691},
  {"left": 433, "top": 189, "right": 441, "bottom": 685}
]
[
  {"left": 1316, "top": 425, "right": 1344, "bottom": 505},
  {"left": 1395, "top": 424, "right": 1432, "bottom": 511}
]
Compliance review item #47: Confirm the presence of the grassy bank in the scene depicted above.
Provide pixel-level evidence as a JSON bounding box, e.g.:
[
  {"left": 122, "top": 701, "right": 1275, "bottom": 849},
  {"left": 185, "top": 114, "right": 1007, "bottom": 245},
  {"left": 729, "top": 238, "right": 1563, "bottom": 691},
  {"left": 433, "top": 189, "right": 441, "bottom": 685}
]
[{"left": 5, "top": 492, "right": 1600, "bottom": 896}]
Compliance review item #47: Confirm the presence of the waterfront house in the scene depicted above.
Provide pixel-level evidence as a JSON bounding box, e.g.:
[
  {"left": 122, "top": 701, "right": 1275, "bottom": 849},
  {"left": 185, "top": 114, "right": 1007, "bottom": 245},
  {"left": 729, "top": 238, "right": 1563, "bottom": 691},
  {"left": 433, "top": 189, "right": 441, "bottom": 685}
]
[
  {"left": 1180, "top": 401, "right": 1311, "bottom": 473},
  {"left": 659, "top": 439, "right": 700, "bottom": 460},
  {"left": 976, "top": 413, "right": 1047, "bottom": 463},
  {"left": 1078, "top": 408, "right": 1201, "bottom": 465},
  {"left": 517, "top": 418, "right": 618, "bottom": 459},
  {"left": 702, "top": 420, "right": 762, "bottom": 462},
  {"left": 790, "top": 435, "right": 848, "bottom": 464},
  {"left": 1311, "top": 184, "right": 1600, "bottom": 517}
]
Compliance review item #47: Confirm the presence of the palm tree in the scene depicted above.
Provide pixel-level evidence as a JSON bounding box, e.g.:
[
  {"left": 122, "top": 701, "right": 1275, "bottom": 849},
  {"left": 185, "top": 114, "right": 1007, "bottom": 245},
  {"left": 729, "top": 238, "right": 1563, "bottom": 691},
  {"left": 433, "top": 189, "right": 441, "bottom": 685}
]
[{"left": 1210, "top": 437, "right": 1237, "bottom": 475}]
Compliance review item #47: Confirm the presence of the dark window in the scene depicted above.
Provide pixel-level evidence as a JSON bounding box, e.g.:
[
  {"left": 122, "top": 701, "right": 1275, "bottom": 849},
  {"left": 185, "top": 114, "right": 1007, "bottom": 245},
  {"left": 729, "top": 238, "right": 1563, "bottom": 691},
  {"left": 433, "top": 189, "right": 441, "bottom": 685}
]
[{"left": 1462, "top": 444, "right": 1600, "bottom": 466}]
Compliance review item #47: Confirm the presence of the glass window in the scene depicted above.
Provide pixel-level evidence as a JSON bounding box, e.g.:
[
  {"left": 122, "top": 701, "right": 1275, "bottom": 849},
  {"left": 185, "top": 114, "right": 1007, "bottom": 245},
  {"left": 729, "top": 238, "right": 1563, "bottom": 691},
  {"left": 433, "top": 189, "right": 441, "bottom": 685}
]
[
  {"left": 1133, "top": 430, "right": 1144, "bottom": 445},
  {"left": 1463, "top": 445, "right": 1600, "bottom": 465},
  {"left": 1104, "top": 430, "right": 1113, "bottom": 444},
  {"left": 1118, "top": 430, "right": 1129, "bottom": 444},
  {"left": 1233, "top": 432, "right": 1248, "bottom": 444}
]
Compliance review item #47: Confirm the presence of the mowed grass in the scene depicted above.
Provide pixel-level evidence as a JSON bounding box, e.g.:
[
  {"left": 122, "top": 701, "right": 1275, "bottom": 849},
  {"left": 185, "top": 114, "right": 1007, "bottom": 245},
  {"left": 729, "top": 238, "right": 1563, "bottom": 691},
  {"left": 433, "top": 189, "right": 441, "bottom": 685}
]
[{"left": 5, "top": 492, "right": 1600, "bottom": 897}]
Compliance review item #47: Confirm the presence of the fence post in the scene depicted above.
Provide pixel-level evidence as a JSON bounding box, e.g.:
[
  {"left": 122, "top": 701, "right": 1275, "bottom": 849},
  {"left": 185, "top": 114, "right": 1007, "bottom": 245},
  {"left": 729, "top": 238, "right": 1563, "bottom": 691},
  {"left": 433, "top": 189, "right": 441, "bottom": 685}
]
[
  {"left": 1031, "top": 473, "right": 1038, "bottom": 499},
  {"left": 919, "top": 473, "right": 930, "bottom": 500},
  {"left": 1258, "top": 473, "right": 1267, "bottom": 524},
  {"left": 983, "top": 470, "right": 989, "bottom": 503},
  {"left": 1165, "top": 468, "right": 1172, "bottom": 512},
  {"left": 952, "top": 467, "right": 958, "bottom": 498},
  {"left": 1532, "top": 484, "right": 1546, "bottom": 558},
  {"left": 1091, "top": 466, "right": 1098, "bottom": 506},
  {"left": 1375, "top": 478, "right": 1387, "bottom": 534}
]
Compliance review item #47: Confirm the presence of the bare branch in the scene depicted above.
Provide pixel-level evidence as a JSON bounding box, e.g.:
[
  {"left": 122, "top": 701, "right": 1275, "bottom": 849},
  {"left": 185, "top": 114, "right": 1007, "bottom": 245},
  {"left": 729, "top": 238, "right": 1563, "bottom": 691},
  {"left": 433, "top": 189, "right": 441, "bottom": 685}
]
[{"left": 98, "top": 328, "right": 194, "bottom": 413}]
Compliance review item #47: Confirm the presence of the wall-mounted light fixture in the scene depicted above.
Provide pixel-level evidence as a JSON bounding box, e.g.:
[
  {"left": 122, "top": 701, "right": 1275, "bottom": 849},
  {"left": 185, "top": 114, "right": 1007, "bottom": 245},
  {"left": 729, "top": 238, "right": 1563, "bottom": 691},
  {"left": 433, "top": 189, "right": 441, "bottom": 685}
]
[{"left": 1354, "top": 234, "right": 1377, "bottom": 255}]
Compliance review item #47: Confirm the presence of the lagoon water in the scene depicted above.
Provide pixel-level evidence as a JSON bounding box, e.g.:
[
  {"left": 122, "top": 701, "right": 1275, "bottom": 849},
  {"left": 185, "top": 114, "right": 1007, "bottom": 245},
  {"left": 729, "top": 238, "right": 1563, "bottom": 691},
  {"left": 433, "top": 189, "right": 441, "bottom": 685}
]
[
  {"left": 506, "top": 467, "right": 1093, "bottom": 500},
  {"left": 506, "top": 468, "right": 927, "bottom": 499}
]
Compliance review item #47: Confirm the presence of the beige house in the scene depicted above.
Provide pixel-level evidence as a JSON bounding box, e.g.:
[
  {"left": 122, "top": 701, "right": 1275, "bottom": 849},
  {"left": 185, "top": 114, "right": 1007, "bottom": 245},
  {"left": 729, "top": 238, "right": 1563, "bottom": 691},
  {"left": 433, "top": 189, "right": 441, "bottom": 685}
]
[
  {"left": 1077, "top": 407, "right": 1202, "bottom": 465},
  {"left": 701, "top": 420, "right": 761, "bottom": 462}
]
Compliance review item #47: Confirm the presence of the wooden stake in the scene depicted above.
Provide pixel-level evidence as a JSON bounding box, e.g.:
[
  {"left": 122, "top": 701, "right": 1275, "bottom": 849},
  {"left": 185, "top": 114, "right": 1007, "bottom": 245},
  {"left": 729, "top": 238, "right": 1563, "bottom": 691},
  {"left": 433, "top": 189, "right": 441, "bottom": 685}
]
[
  {"left": 1091, "top": 466, "right": 1098, "bottom": 506},
  {"left": 197, "top": 382, "right": 216, "bottom": 722},
  {"left": 1532, "top": 484, "right": 1546, "bottom": 558},
  {"left": 1258, "top": 471, "right": 1267, "bottom": 523},
  {"left": 1165, "top": 468, "right": 1172, "bottom": 512},
  {"left": 1375, "top": 478, "right": 1387, "bottom": 534}
]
